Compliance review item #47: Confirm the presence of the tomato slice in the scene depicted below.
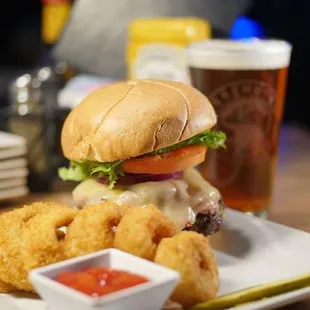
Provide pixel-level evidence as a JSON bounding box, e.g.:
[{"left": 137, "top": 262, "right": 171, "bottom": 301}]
[{"left": 121, "top": 145, "right": 207, "bottom": 174}]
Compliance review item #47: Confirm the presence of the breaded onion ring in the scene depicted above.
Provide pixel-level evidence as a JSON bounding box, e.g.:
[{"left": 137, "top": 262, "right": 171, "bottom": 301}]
[
  {"left": 114, "top": 205, "right": 177, "bottom": 261},
  {"left": 64, "top": 202, "right": 128, "bottom": 258},
  {"left": 22, "top": 207, "right": 77, "bottom": 273},
  {"left": 0, "top": 202, "right": 66, "bottom": 291},
  {"left": 154, "top": 231, "right": 219, "bottom": 307},
  {"left": 0, "top": 279, "right": 17, "bottom": 293}
]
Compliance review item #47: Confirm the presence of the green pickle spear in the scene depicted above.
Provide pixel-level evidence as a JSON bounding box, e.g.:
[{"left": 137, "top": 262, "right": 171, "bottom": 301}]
[{"left": 191, "top": 273, "right": 310, "bottom": 310}]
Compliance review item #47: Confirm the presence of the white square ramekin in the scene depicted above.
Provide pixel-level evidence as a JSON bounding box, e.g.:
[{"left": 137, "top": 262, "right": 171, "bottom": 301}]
[{"left": 29, "top": 248, "right": 180, "bottom": 310}]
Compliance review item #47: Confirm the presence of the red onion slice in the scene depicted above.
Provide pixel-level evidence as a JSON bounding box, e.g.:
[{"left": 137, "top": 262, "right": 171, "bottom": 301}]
[{"left": 98, "top": 171, "right": 183, "bottom": 186}]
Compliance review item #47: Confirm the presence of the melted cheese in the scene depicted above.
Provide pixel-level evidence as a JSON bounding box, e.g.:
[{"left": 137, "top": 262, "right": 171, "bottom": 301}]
[{"left": 73, "top": 168, "right": 220, "bottom": 230}]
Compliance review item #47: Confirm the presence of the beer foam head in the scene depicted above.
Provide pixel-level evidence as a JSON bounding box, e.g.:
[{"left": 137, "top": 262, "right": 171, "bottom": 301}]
[{"left": 187, "top": 39, "right": 292, "bottom": 70}]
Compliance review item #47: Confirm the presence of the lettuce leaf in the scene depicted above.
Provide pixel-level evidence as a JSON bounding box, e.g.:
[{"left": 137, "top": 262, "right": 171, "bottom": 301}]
[
  {"left": 148, "top": 130, "right": 226, "bottom": 155},
  {"left": 58, "top": 130, "right": 226, "bottom": 187},
  {"left": 89, "top": 161, "right": 123, "bottom": 188},
  {"left": 58, "top": 161, "right": 89, "bottom": 182},
  {"left": 58, "top": 160, "right": 123, "bottom": 189}
]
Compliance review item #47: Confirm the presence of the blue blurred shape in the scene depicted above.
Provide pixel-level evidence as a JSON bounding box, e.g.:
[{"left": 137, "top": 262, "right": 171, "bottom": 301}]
[{"left": 230, "top": 16, "right": 264, "bottom": 40}]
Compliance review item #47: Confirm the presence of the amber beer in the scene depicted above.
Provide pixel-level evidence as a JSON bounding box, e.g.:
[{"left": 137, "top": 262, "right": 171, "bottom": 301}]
[{"left": 188, "top": 39, "right": 292, "bottom": 215}]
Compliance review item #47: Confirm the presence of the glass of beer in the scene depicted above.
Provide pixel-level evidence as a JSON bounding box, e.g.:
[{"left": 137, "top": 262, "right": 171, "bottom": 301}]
[{"left": 188, "top": 39, "right": 292, "bottom": 216}]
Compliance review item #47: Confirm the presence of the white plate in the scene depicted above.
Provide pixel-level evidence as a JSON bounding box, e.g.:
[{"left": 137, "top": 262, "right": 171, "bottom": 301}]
[
  {"left": 3, "top": 209, "right": 310, "bottom": 310},
  {"left": 0, "top": 146, "right": 27, "bottom": 160},
  {"left": 0, "top": 178, "right": 27, "bottom": 190},
  {"left": 0, "top": 168, "right": 28, "bottom": 180},
  {"left": 0, "top": 132, "right": 26, "bottom": 149},
  {"left": 0, "top": 158, "right": 27, "bottom": 171},
  {"left": 0, "top": 186, "right": 29, "bottom": 202}
]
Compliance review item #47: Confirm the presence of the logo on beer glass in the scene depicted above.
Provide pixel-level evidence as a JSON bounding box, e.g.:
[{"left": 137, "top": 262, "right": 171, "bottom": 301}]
[{"left": 210, "top": 79, "right": 276, "bottom": 166}]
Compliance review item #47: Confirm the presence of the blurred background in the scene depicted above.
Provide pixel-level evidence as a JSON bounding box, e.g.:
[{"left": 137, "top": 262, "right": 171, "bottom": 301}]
[{"left": 0, "top": 0, "right": 309, "bottom": 196}]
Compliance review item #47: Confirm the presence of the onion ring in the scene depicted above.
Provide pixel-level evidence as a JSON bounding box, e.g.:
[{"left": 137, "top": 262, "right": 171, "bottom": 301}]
[
  {"left": 22, "top": 207, "right": 78, "bottom": 273},
  {"left": 114, "top": 205, "right": 177, "bottom": 260},
  {"left": 0, "top": 279, "right": 17, "bottom": 293},
  {"left": 64, "top": 202, "right": 128, "bottom": 258},
  {"left": 0, "top": 202, "right": 67, "bottom": 291},
  {"left": 154, "top": 231, "right": 219, "bottom": 307}
]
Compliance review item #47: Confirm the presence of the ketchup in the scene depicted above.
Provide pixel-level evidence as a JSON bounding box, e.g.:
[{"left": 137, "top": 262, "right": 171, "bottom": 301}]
[{"left": 55, "top": 267, "right": 149, "bottom": 297}]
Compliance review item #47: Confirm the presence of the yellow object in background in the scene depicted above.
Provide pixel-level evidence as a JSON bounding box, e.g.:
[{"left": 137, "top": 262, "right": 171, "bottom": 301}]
[
  {"left": 42, "top": 0, "right": 71, "bottom": 44},
  {"left": 127, "top": 18, "right": 211, "bottom": 83}
]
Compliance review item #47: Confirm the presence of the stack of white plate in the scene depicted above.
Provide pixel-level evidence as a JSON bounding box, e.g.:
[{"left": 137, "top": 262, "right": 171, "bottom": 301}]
[{"left": 0, "top": 131, "right": 29, "bottom": 202}]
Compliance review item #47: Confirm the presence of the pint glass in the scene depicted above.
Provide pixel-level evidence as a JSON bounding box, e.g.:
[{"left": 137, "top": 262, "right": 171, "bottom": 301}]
[{"left": 188, "top": 39, "right": 292, "bottom": 216}]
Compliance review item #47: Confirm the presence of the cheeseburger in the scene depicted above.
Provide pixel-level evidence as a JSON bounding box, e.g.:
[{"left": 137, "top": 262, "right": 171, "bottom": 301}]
[{"left": 59, "top": 79, "right": 226, "bottom": 235}]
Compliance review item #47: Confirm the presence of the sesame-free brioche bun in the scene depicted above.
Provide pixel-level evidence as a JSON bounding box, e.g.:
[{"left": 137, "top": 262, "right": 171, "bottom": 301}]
[{"left": 61, "top": 79, "right": 217, "bottom": 162}]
